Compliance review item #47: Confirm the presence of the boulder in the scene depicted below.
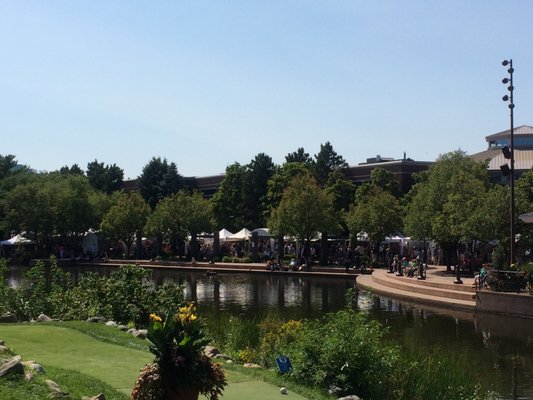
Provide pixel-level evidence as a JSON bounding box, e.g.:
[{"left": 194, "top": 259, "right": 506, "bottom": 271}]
[
  {"left": 203, "top": 345, "right": 220, "bottom": 358},
  {"left": 133, "top": 329, "right": 147, "bottom": 339},
  {"left": 338, "top": 396, "right": 361, "bottom": 400},
  {"left": 0, "top": 355, "right": 24, "bottom": 377},
  {"left": 213, "top": 353, "right": 232, "bottom": 360},
  {"left": 0, "top": 339, "right": 4, "bottom": 345},
  {"left": 0, "top": 312, "right": 18, "bottom": 323},
  {"left": 105, "top": 321, "right": 117, "bottom": 327},
  {"left": 0, "top": 345, "right": 9, "bottom": 353},
  {"left": 29, "top": 362, "right": 46, "bottom": 374},
  {"left": 117, "top": 325, "right": 128, "bottom": 331},
  {"left": 243, "top": 363, "right": 261, "bottom": 369},
  {"left": 280, "top": 387, "right": 288, "bottom": 395},
  {"left": 46, "top": 379, "right": 62, "bottom": 393},
  {"left": 37, "top": 313, "right": 53, "bottom": 322}
]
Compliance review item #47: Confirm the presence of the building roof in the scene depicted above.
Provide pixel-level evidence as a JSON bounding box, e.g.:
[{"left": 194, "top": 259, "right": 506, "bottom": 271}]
[
  {"left": 486, "top": 125, "right": 533, "bottom": 140},
  {"left": 486, "top": 149, "right": 533, "bottom": 171},
  {"left": 470, "top": 148, "right": 533, "bottom": 171}
]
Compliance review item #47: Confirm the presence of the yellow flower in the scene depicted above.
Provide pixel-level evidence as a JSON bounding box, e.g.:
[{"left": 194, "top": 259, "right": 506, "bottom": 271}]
[{"left": 149, "top": 313, "right": 162, "bottom": 322}]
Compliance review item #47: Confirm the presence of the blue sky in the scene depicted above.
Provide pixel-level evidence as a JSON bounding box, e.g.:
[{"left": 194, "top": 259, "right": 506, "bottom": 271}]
[{"left": 1, "top": 1, "right": 532, "bottom": 179}]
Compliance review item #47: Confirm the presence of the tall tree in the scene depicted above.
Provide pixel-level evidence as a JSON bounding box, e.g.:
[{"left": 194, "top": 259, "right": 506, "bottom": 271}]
[
  {"left": 211, "top": 163, "right": 247, "bottom": 232},
  {"left": 268, "top": 174, "right": 339, "bottom": 245},
  {"left": 86, "top": 160, "right": 124, "bottom": 194},
  {"left": 242, "top": 153, "right": 276, "bottom": 228},
  {"left": 345, "top": 186, "right": 402, "bottom": 260},
  {"left": 285, "top": 147, "right": 313, "bottom": 167},
  {"left": 370, "top": 167, "right": 401, "bottom": 197},
  {"left": 313, "top": 142, "right": 349, "bottom": 186},
  {"left": 0, "top": 154, "right": 24, "bottom": 180},
  {"left": 2, "top": 173, "right": 98, "bottom": 253},
  {"left": 59, "top": 164, "right": 84, "bottom": 176},
  {"left": 100, "top": 192, "right": 150, "bottom": 257},
  {"left": 138, "top": 157, "right": 182, "bottom": 209},
  {"left": 145, "top": 190, "right": 213, "bottom": 258},
  {"left": 313, "top": 142, "right": 349, "bottom": 264},
  {"left": 404, "top": 150, "right": 493, "bottom": 270}
]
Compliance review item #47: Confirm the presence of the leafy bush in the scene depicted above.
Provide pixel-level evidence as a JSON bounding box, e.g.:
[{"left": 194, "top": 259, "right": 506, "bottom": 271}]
[
  {"left": 286, "top": 309, "right": 399, "bottom": 398},
  {"left": 257, "top": 319, "right": 302, "bottom": 367},
  {"left": 221, "top": 256, "right": 232, "bottom": 263}
]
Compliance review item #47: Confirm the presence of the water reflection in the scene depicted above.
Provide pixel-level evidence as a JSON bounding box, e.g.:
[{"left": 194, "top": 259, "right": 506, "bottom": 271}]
[{"left": 6, "top": 265, "right": 533, "bottom": 399}]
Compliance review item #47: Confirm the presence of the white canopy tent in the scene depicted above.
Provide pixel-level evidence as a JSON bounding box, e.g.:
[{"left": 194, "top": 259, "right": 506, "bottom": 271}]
[
  {"left": 0, "top": 234, "right": 33, "bottom": 246},
  {"left": 227, "top": 228, "right": 252, "bottom": 241},
  {"left": 251, "top": 228, "right": 270, "bottom": 237},
  {"left": 219, "top": 228, "right": 234, "bottom": 241}
]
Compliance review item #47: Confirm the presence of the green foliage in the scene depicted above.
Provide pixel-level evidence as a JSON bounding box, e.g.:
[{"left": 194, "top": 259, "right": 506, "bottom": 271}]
[
  {"left": 312, "top": 141, "right": 348, "bottom": 186},
  {"left": 2, "top": 173, "right": 98, "bottom": 252},
  {"left": 287, "top": 309, "right": 399, "bottom": 399},
  {"left": 345, "top": 186, "right": 402, "bottom": 246},
  {"left": 100, "top": 191, "right": 150, "bottom": 256},
  {"left": 144, "top": 190, "right": 214, "bottom": 259},
  {"left": 2, "top": 261, "right": 184, "bottom": 326},
  {"left": 86, "top": 159, "right": 124, "bottom": 194},
  {"left": 0, "top": 364, "right": 129, "bottom": 400},
  {"left": 212, "top": 162, "right": 247, "bottom": 232},
  {"left": 144, "top": 305, "right": 227, "bottom": 400},
  {"left": 138, "top": 156, "right": 182, "bottom": 210},
  {"left": 103, "top": 264, "right": 155, "bottom": 326},
  {"left": 269, "top": 174, "right": 339, "bottom": 243}
]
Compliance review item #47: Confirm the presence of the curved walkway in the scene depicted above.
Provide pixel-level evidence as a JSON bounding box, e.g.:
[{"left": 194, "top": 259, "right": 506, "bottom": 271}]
[{"left": 356, "top": 265, "right": 477, "bottom": 311}]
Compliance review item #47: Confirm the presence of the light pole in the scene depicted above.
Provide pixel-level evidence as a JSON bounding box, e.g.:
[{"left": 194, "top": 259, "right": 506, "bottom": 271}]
[{"left": 501, "top": 59, "right": 515, "bottom": 267}]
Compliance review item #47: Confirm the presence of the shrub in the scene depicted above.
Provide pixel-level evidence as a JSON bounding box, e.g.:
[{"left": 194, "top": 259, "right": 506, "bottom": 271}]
[
  {"left": 286, "top": 309, "right": 399, "bottom": 398},
  {"left": 221, "top": 256, "right": 232, "bottom": 263}
]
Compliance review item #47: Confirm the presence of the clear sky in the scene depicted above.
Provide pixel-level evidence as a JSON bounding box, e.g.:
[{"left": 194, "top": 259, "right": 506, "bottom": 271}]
[{"left": 2, "top": 1, "right": 532, "bottom": 179}]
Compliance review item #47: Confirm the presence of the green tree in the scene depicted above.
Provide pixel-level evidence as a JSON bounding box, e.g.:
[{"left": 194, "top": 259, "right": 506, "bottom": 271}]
[
  {"left": 345, "top": 186, "right": 402, "bottom": 259},
  {"left": 370, "top": 167, "right": 401, "bottom": 197},
  {"left": 516, "top": 170, "right": 533, "bottom": 257},
  {"left": 285, "top": 147, "right": 313, "bottom": 167},
  {"left": 59, "top": 164, "right": 84, "bottom": 176},
  {"left": 145, "top": 190, "right": 213, "bottom": 258},
  {"left": 268, "top": 174, "right": 338, "bottom": 246},
  {"left": 212, "top": 163, "right": 247, "bottom": 232},
  {"left": 87, "top": 160, "right": 124, "bottom": 194},
  {"left": 138, "top": 157, "right": 182, "bottom": 210},
  {"left": 2, "top": 173, "right": 98, "bottom": 253},
  {"left": 0, "top": 154, "right": 19, "bottom": 180},
  {"left": 312, "top": 141, "right": 349, "bottom": 186},
  {"left": 404, "top": 150, "right": 495, "bottom": 270},
  {"left": 242, "top": 153, "right": 276, "bottom": 228},
  {"left": 100, "top": 192, "right": 150, "bottom": 257}
]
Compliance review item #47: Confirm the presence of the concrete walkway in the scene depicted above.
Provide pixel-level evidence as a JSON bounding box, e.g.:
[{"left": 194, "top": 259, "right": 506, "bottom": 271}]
[{"left": 356, "top": 265, "right": 478, "bottom": 311}]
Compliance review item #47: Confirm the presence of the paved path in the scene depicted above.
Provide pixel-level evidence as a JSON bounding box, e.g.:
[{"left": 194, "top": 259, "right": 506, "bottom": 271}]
[{"left": 356, "top": 264, "right": 478, "bottom": 311}]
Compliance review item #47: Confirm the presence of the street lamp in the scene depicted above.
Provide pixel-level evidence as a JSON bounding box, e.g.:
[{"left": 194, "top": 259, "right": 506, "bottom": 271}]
[{"left": 501, "top": 59, "right": 516, "bottom": 267}]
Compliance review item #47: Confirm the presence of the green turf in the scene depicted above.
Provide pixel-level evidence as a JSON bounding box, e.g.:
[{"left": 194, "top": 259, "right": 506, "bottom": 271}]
[
  {"left": 0, "top": 324, "right": 152, "bottom": 395},
  {"left": 0, "top": 323, "right": 310, "bottom": 399}
]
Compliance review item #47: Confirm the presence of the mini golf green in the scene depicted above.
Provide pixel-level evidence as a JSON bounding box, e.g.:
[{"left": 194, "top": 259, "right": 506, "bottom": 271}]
[{"left": 0, "top": 324, "right": 308, "bottom": 399}]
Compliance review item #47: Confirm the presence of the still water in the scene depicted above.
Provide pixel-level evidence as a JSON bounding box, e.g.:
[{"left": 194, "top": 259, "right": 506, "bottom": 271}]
[{"left": 7, "top": 265, "right": 533, "bottom": 399}]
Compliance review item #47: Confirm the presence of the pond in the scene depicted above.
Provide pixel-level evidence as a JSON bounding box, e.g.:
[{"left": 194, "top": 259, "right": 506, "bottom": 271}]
[{"left": 7, "top": 264, "right": 533, "bottom": 399}]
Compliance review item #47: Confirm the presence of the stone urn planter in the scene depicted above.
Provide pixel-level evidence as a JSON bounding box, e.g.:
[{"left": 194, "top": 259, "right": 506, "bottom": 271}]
[{"left": 131, "top": 305, "right": 226, "bottom": 400}]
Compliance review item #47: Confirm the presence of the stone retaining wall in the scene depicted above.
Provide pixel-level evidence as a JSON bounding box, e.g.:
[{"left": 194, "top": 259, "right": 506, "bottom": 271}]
[{"left": 476, "top": 290, "right": 533, "bottom": 318}]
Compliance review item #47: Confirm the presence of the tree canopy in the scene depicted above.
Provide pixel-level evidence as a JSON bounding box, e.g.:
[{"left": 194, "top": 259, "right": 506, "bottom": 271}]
[
  {"left": 138, "top": 157, "right": 182, "bottom": 209},
  {"left": 268, "top": 174, "right": 339, "bottom": 244}
]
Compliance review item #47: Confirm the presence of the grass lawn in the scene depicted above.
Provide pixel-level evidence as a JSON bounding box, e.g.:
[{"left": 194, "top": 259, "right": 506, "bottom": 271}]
[{"left": 0, "top": 323, "right": 311, "bottom": 399}]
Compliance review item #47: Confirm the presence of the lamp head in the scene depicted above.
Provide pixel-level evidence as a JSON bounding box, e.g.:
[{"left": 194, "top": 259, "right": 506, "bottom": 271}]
[
  {"left": 502, "top": 95, "right": 509, "bottom": 101},
  {"left": 502, "top": 78, "right": 509, "bottom": 84},
  {"left": 502, "top": 60, "right": 510, "bottom": 66}
]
